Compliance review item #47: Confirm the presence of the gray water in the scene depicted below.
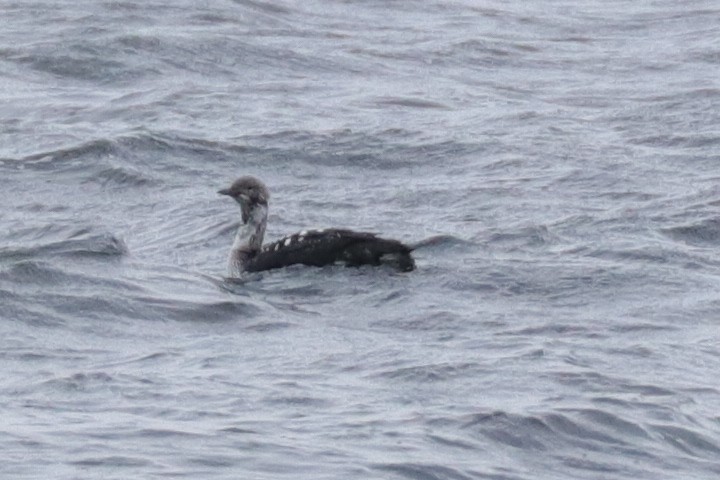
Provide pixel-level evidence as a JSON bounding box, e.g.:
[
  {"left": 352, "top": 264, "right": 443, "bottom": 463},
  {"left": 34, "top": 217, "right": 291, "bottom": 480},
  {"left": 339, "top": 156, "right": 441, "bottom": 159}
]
[{"left": 2, "top": 1, "right": 720, "bottom": 478}]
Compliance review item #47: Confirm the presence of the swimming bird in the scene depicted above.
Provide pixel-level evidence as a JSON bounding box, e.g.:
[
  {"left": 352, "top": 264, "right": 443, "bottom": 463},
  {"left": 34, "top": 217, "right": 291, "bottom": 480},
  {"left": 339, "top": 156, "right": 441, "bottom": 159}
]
[{"left": 218, "top": 176, "right": 415, "bottom": 276}]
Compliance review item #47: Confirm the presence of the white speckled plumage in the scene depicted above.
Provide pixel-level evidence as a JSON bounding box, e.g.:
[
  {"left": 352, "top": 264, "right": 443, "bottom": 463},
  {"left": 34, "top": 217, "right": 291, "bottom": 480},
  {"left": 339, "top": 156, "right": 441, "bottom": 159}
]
[{"left": 219, "top": 176, "right": 415, "bottom": 275}]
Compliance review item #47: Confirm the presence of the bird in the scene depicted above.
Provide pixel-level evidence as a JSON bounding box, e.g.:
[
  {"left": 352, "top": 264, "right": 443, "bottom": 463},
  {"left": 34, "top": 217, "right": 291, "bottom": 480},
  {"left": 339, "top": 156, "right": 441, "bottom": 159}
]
[{"left": 218, "top": 176, "right": 415, "bottom": 276}]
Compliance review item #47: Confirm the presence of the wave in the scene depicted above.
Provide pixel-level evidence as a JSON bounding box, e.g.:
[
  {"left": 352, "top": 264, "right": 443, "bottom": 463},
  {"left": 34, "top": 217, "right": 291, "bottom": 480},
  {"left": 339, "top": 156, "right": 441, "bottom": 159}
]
[
  {"left": 0, "top": 228, "right": 127, "bottom": 261},
  {"left": 374, "top": 463, "right": 475, "bottom": 480},
  {"left": 410, "top": 234, "right": 472, "bottom": 251},
  {"left": 454, "top": 406, "right": 720, "bottom": 465},
  {"left": 375, "top": 361, "right": 483, "bottom": 382},
  {"left": 84, "top": 166, "right": 157, "bottom": 187},
  {"left": 663, "top": 218, "right": 720, "bottom": 245}
]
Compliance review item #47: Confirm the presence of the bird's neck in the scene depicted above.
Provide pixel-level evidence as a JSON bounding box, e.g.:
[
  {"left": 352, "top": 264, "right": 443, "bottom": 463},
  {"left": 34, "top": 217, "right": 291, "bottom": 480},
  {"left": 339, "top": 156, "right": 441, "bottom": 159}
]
[{"left": 228, "top": 203, "right": 267, "bottom": 276}]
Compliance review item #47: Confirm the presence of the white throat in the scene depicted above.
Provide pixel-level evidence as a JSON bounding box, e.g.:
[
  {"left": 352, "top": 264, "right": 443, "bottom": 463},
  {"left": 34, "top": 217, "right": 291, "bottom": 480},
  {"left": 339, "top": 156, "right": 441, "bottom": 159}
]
[{"left": 228, "top": 203, "right": 267, "bottom": 277}]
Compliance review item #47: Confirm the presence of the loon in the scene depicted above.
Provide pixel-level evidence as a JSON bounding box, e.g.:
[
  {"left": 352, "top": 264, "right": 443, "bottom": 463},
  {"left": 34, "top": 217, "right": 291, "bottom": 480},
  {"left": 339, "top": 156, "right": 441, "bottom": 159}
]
[{"left": 218, "top": 176, "right": 415, "bottom": 276}]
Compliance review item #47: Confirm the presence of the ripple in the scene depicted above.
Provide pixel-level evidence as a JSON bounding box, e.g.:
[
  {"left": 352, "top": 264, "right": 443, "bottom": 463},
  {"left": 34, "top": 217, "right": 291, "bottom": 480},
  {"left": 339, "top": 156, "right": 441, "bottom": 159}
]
[
  {"left": 41, "top": 372, "right": 114, "bottom": 392},
  {"left": 376, "top": 362, "right": 482, "bottom": 382},
  {"left": 136, "top": 297, "right": 263, "bottom": 323},
  {"left": 663, "top": 218, "right": 720, "bottom": 245},
  {"left": 0, "top": 261, "right": 138, "bottom": 292},
  {"left": 487, "top": 224, "right": 556, "bottom": 248},
  {"left": 375, "top": 463, "right": 476, "bottom": 480},
  {"left": 460, "top": 411, "right": 552, "bottom": 451},
  {"left": 575, "top": 408, "right": 650, "bottom": 439},
  {"left": 21, "top": 139, "right": 117, "bottom": 170},
  {"left": 136, "top": 428, "right": 209, "bottom": 439},
  {"left": 650, "top": 424, "right": 720, "bottom": 456},
  {"left": 372, "top": 96, "right": 452, "bottom": 110},
  {"left": 0, "top": 230, "right": 128, "bottom": 260},
  {"left": 629, "top": 134, "right": 720, "bottom": 149},
  {"left": 84, "top": 166, "right": 157, "bottom": 188},
  {"left": 70, "top": 455, "right": 153, "bottom": 467},
  {"left": 410, "top": 235, "right": 472, "bottom": 251},
  {"left": 15, "top": 52, "right": 132, "bottom": 82}
]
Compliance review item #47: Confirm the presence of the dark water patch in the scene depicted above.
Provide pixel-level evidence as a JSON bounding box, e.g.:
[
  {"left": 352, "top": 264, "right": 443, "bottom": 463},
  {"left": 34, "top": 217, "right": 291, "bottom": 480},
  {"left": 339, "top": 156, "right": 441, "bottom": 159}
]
[
  {"left": 693, "top": 49, "right": 720, "bottom": 65},
  {"left": 543, "top": 413, "right": 626, "bottom": 446},
  {"left": 136, "top": 428, "right": 210, "bottom": 439},
  {"left": 604, "top": 345, "right": 655, "bottom": 358},
  {"left": 375, "top": 362, "right": 482, "bottom": 383},
  {"left": 458, "top": 408, "right": 662, "bottom": 466},
  {"left": 0, "top": 261, "right": 61, "bottom": 282},
  {"left": 573, "top": 408, "right": 651, "bottom": 439},
  {"left": 368, "top": 289, "right": 408, "bottom": 306},
  {"left": 230, "top": 0, "right": 294, "bottom": 16},
  {"left": 218, "top": 426, "right": 258, "bottom": 435},
  {"left": 375, "top": 463, "right": 476, "bottom": 480},
  {"left": 185, "top": 454, "right": 238, "bottom": 468},
  {"left": 630, "top": 386, "right": 675, "bottom": 402},
  {"left": 243, "top": 321, "right": 295, "bottom": 332},
  {"left": 265, "top": 394, "right": 331, "bottom": 408},
  {"left": 0, "top": 348, "right": 70, "bottom": 363},
  {"left": 14, "top": 203, "right": 70, "bottom": 214},
  {"left": 0, "top": 293, "right": 66, "bottom": 328},
  {"left": 663, "top": 218, "right": 720, "bottom": 245},
  {"left": 550, "top": 36, "right": 594, "bottom": 44},
  {"left": 70, "top": 455, "right": 153, "bottom": 468},
  {"left": 636, "top": 87, "right": 720, "bottom": 104},
  {"left": 558, "top": 456, "right": 621, "bottom": 474},
  {"left": 553, "top": 371, "right": 676, "bottom": 398},
  {"left": 189, "top": 11, "right": 241, "bottom": 26},
  {"left": 595, "top": 190, "right": 661, "bottom": 202},
  {"left": 498, "top": 323, "right": 593, "bottom": 338},
  {"left": 101, "top": 351, "right": 180, "bottom": 368},
  {"left": 630, "top": 134, "right": 720, "bottom": 149},
  {"left": 41, "top": 372, "right": 114, "bottom": 393},
  {"left": 609, "top": 322, "right": 678, "bottom": 333},
  {"left": 372, "top": 96, "right": 452, "bottom": 110},
  {"left": 461, "top": 411, "right": 552, "bottom": 451},
  {"left": 14, "top": 50, "right": 136, "bottom": 83}
]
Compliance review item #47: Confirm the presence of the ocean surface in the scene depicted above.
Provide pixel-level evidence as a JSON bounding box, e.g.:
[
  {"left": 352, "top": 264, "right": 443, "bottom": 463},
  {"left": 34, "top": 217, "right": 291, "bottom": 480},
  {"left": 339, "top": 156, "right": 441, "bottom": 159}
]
[{"left": 2, "top": 1, "right": 720, "bottom": 478}]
